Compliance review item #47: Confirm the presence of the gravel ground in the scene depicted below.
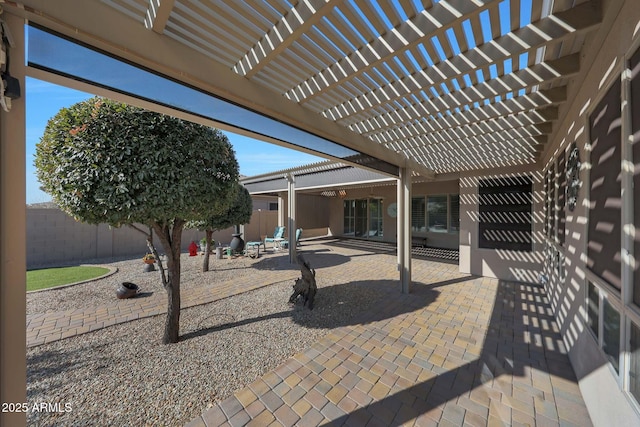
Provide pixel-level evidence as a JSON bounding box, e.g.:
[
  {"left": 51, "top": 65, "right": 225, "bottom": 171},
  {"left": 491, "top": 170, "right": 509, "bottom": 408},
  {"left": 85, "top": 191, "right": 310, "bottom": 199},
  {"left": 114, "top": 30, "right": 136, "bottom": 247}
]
[
  {"left": 26, "top": 247, "right": 392, "bottom": 426},
  {"left": 27, "top": 251, "right": 287, "bottom": 315}
]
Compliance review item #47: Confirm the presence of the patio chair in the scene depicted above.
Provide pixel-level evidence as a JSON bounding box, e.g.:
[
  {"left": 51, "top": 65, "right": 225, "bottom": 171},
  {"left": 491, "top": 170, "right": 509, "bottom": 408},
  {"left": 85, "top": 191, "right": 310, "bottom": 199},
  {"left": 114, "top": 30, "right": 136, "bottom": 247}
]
[
  {"left": 281, "top": 228, "right": 302, "bottom": 249},
  {"left": 263, "top": 226, "right": 285, "bottom": 250}
]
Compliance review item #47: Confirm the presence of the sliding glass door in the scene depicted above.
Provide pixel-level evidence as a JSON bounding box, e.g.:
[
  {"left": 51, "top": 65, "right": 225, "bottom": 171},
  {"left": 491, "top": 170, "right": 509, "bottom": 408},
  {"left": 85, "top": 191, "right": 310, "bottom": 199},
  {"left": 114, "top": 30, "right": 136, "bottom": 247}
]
[
  {"left": 343, "top": 198, "right": 383, "bottom": 239},
  {"left": 368, "top": 198, "right": 383, "bottom": 238},
  {"left": 354, "top": 199, "right": 368, "bottom": 238}
]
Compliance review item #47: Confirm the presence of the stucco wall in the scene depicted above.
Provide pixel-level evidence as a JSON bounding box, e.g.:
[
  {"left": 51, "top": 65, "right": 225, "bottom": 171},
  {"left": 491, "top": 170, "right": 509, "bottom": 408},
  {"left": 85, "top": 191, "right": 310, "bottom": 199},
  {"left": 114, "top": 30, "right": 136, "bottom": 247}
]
[{"left": 539, "top": 0, "right": 640, "bottom": 425}]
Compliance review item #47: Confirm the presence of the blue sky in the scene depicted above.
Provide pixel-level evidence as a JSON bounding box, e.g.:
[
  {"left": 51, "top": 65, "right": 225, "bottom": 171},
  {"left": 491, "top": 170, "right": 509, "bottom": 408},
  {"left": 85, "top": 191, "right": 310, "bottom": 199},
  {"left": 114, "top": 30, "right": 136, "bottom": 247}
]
[{"left": 25, "top": 77, "right": 325, "bottom": 204}]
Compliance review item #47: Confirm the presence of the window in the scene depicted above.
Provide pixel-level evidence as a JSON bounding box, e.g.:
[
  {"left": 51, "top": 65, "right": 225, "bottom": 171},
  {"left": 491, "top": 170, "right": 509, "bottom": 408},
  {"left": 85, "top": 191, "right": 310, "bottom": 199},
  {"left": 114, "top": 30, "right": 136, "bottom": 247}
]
[
  {"left": 450, "top": 194, "right": 460, "bottom": 232},
  {"left": 427, "top": 196, "right": 447, "bottom": 232},
  {"left": 411, "top": 197, "right": 426, "bottom": 232},
  {"left": 355, "top": 200, "right": 368, "bottom": 237},
  {"left": 411, "top": 195, "right": 459, "bottom": 233},
  {"left": 343, "top": 200, "right": 354, "bottom": 235},
  {"left": 343, "top": 198, "right": 383, "bottom": 238},
  {"left": 268, "top": 202, "right": 278, "bottom": 211},
  {"left": 587, "top": 281, "right": 621, "bottom": 374},
  {"left": 368, "top": 199, "right": 383, "bottom": 237},
  {"left": 478, "top": 175, "right": 533, "bottom": 251},
  {"left": 587, "top": 282, "right": 599, "bottom": 338},
  {"left": 630, "top": 322, "right": 640, "bottom": 403},
  {"left": 603, "top": 299, "right": 620, "bottom": 373}
]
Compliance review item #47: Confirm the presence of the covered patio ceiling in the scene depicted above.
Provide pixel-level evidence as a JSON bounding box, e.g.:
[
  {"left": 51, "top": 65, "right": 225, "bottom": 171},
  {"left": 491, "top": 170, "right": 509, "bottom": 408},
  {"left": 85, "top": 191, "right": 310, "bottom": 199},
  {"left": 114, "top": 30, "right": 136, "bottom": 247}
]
[
  {"left": 11, "top": 0, "right": 600, "bottom": 175},
  {"left": 241, "top": 160, "right": 398, "bottom": 195}
]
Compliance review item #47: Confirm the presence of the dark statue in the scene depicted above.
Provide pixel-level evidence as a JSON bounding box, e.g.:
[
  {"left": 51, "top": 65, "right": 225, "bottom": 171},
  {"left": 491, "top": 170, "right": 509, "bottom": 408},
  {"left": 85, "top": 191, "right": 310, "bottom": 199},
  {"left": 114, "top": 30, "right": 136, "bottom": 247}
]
[{"left": 289, "top": 253, "right": 317, "bottom": 309}]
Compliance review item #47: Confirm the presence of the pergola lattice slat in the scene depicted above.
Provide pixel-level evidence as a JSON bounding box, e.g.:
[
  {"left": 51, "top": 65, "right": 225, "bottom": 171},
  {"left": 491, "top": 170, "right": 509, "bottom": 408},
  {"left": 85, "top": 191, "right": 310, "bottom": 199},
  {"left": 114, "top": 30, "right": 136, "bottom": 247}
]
[
  {"left": 335, "top": 54, "right": 577, "bottom": 135},
  {"left": 97, "top": 0, "right": 603, "bottom": 173},
  {"left": 313, "top": 4, "right": 598, "bottom": 120},
  {"left": 287, "top": 0, "right": 502, "bottom": 102}
]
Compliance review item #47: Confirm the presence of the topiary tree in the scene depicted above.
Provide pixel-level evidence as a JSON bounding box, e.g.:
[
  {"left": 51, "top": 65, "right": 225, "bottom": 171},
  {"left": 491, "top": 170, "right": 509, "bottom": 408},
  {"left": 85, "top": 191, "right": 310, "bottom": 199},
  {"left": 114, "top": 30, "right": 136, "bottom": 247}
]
[
  {"left": 189, "top": 183, "right": 253, "bottom": 272},
  {"left": 35, "top": 97, "right": 239, "bottom": 344}
]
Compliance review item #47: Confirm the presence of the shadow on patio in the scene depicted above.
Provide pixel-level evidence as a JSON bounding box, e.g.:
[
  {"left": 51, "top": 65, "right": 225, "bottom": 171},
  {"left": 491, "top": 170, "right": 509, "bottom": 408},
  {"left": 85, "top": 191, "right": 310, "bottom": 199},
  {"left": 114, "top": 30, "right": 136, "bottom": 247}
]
[
  {"left": 190, "top": 268, "right": 592, "bottom": 426},
  {"left": 181, "top": 278, "right": 451, "bottom": 342},
  {"left": 318, "top": 237, "right": 460, "bottom": 265},
  {"left": 318, "top": 280, "right": 590, "bottom": 426}
]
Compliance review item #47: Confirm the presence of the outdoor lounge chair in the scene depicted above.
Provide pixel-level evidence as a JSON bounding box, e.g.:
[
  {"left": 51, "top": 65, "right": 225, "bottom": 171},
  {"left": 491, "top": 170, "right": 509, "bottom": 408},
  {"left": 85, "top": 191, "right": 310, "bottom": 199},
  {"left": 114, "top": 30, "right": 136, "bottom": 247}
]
[
  {"left": 281, "top": 228, "right": 302, "bottom": 249},
  {"left": 263, "top": 226, "right": 285, "bottom": 250}
]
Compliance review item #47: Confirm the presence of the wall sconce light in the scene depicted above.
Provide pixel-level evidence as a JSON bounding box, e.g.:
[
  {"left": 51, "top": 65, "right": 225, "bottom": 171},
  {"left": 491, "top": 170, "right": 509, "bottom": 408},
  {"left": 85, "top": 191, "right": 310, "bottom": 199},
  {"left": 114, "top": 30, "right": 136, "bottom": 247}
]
[{"left": 0, "top": 19, "right": 21, "bottom": 112}]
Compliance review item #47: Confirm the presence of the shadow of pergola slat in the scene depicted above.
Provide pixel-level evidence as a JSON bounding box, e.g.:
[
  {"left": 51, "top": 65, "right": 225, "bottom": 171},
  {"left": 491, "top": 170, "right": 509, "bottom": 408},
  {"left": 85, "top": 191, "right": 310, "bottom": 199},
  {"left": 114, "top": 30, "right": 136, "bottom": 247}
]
[{"left": 318, "top": 280, "right": 588, "bottom": 426}]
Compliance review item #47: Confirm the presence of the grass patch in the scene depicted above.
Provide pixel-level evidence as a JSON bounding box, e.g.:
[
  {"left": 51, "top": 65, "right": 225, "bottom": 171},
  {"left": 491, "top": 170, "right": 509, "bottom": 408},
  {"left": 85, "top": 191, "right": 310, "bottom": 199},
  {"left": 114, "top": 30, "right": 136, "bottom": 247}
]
[{"left": 27, "top": 266, "right": 110, "bottom": 291}]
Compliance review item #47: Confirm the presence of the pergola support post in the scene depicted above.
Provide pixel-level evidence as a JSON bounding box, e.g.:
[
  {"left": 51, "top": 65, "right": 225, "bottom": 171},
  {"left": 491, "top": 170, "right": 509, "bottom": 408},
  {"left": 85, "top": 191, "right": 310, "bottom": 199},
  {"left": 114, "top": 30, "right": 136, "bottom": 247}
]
[
  {"left": 397, "top": 167, "right": 412, "bottom": 294},
  {"left": 277, "top": 193, "right": 286, "bottom": 227},
  {"left": 286, "top": 173, "right": 296, "bottom": 264},
  {"left": 0, "top": 11, "right": 27, "bottom": 427}
]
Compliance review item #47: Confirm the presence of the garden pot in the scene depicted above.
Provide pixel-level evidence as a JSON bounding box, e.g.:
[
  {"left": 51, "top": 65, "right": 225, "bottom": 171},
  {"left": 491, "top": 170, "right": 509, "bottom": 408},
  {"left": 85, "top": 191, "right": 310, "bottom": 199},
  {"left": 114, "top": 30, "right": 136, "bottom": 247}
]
[
  {"left": 116, "top": 282, "right": 139, "bottom": 299},
  {"left": 143, "top": 263, "right": 155, "bottom": 272},
  {"left": 229, "top": 233, "right": 245, "bottom": 253}
]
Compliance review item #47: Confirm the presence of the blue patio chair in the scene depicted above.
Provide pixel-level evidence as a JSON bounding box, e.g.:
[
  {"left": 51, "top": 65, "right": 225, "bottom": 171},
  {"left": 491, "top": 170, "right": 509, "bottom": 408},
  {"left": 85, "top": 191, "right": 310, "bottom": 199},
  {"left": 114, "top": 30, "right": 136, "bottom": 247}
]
[
  {"left": 281, "top": 228, "right": 302, "bottom": 249},
  {"left": 264, "top": 226, "right": 285, "bottom": 250}
]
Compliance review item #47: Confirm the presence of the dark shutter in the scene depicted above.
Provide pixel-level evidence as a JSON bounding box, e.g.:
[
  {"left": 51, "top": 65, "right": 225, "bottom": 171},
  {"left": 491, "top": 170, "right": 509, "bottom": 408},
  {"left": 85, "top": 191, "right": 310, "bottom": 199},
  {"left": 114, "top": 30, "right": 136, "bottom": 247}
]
[
  {"left": 478, "top": 175, "right": 533, "bottom": 251},
  {"left": 632, "top": 47, "right": 640, "bottom": 304},
  {"left": 588, "top": 79, "right": 622, "bottom": 291}
]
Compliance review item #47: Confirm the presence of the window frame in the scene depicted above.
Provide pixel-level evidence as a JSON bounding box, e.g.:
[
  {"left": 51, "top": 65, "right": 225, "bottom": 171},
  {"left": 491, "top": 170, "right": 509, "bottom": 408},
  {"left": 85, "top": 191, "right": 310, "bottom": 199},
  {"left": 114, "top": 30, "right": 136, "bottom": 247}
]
[
  {"left": 585, "top": 277, "right": 624, "bottom": 379},
  {"left": 342, "top": 198, "right": 385, "bottom": 238},
  {"left": 411, "top": 194, "right": 460, "bottom": 234}
]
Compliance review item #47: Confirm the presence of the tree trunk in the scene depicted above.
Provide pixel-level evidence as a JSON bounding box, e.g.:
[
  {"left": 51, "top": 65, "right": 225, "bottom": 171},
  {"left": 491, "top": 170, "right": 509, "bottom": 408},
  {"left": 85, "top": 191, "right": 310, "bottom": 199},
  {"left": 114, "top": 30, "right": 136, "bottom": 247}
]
[
  {"left": 164, "top": 262, "right": 181, "bottom": 344},
  {"left": 152, "top": 219, "right": 184, "bottom": 344},
  {"left": 202, "top": 229, "right": 213, "bottom": 272}
]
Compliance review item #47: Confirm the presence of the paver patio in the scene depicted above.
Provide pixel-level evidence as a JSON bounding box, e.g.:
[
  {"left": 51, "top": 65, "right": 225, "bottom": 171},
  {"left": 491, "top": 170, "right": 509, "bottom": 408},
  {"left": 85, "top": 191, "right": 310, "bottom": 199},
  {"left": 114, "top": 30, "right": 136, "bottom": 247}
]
[{"left": 27, "top": 239, "right": 592, "bottom": 426}]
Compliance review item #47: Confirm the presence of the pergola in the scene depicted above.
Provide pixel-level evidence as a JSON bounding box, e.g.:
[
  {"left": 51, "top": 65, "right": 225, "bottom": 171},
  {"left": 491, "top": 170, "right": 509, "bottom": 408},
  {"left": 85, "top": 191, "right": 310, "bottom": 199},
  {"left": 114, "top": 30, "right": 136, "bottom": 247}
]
[
  {"left": 126, "top": 0, "right": 594, "bottom": 168},
  {"left": 5, "top": 0, "right": 600, "bottom": 171},
  {"left": 0, "top": 0, "right": 605, "bottom": 425}
]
